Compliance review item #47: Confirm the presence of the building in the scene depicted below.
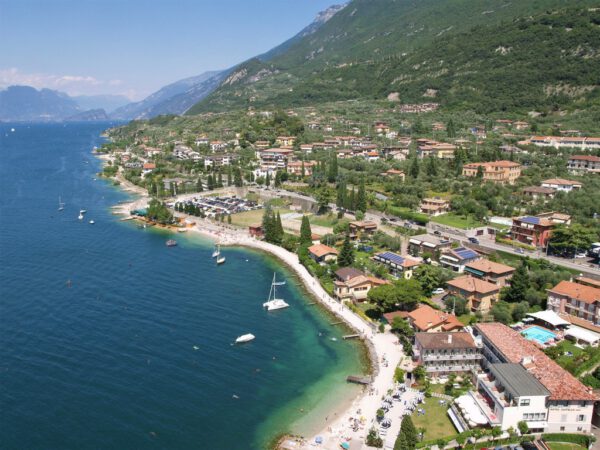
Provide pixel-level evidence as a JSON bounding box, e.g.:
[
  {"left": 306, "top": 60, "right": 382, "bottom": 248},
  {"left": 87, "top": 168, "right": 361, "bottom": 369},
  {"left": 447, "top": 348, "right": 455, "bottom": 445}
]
[
  {"left": 420, "top": 198, "right": 451, "bottom": 216},
  {"left": 405, "top": 304, "right": 463, "bottom": 333},
  {"left": 462, "top": 161, "right": 522, "bottom": 184},
  {"left": 408, "top": 234, "right": 452, "bottom": 257},
  {"left": 333, "top": 270, "right": 388, "bottom": 302},
  {"left": 522, "top": 186, "right": 555, "bottom": 201},
  {"left": 413, "top": 332, "right": 481, "bottom": 375},
  {"left": 439, "top": 247, "right": 480, "bottom": 273},
  {"left": 381, "top": 169, "right": 406, "bottom": 181},
  {"left": 307, "top": 244, "right": 338, "bottom": 264},
  {"left": 511, "top": 212, "right": 571, "bottom": 248},
  {"left": 286, "top": 160, "right": 316, "bottom": 176},
  {"left": 568, "top": 155, "right": 600, "bottom": 174},
  {"left": 464, "top": 259, "right": 515, "bottom": 288},
  {"left": 541, "top": 178, "right": 583, "bottom": 193},
  {"left": 446, "top": 275, "right": 500, "bottom": 314},
  {"left": 546, "top": 280, "right": 600, "bottom": 328},
  {"left": 529, "top": 136, "right": 600, "bottom": 150},
  {"left": 275, "top": 136, "right": 296, "bottom": 147},
  {"left": 349, "top": 221, "right": 378, "bottom": 239},
  {"left": 257, "top": 148, "right": 294, "bottom": 173},
  {"left": 204, "top": 154, "right": 237, "bottom": 168},
  {"left": 475, "top": 323, "right": 596, "bottom": 433},
  {"left": 210, "top": 140, "right": 227, "bottom": 152},
  {"left": 373, "top": 251, "right": 420, "bottom": 279},
  {"left": 416, "top": 140, "right": 456, "bottom": 159}
]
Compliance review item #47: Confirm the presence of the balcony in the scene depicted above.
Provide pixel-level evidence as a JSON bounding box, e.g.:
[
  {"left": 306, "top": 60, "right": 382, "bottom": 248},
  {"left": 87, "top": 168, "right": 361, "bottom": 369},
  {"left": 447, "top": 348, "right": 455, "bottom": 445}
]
[{"left": 422, "top": 353, "right": 482, "bottom": 362}]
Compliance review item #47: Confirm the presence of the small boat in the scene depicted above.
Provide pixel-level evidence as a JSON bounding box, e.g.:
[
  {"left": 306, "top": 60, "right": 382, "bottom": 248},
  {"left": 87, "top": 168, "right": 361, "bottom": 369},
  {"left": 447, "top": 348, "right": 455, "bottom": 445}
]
[
  {"left": 212, "top": 244, "right": 221, "bottom": 258},
  {"left": 216, "top": 255, "right": 226, "bottom": 265},
  {"left": 235, "top": 333, "right": 255, "bottom": 344},
  {"left": 263, "top": 273, "right": 290, "bottom": 311},
  {"left": 177, "top": 228, "right": 188, "bottom": 233},
  {"left": 166, "top": 239, "right": 177, "bottom": 247},
  {"left": 78, "top": 212, "right": 84, "bottom": 220},
  {"left": 89, "top": 219, "right": 95, "bottom": 224},
  {"left": 80, "top": 209, "right": 87, "bottom": 214},
  {"left": 58, "top": 196, "right": 65, "bottom": 211}
]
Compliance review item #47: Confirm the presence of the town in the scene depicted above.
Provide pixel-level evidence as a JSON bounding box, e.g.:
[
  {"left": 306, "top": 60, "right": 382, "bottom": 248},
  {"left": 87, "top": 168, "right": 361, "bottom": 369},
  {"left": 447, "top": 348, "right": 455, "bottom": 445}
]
[{"left": 100, "top": 104, "right": 600, "bottom": 450}]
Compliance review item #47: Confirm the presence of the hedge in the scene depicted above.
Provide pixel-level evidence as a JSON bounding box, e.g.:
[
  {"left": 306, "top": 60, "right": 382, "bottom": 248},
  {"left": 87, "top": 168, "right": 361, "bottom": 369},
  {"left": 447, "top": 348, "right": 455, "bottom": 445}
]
[{"left": 542, "top": 433, "right": 592, "bottom": 447}]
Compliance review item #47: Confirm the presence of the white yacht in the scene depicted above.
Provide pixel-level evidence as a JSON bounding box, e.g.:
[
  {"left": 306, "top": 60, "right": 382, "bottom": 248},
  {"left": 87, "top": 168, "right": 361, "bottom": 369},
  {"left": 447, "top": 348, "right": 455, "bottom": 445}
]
[
  {"left": 235, "top": 333, "right": 255, "bottom": 344},
  {"left": 263, "top": 273, "right": 290, "bottom": 311},
  {"left": 212, "top": 244, "right": 220, "bottom": 258}
]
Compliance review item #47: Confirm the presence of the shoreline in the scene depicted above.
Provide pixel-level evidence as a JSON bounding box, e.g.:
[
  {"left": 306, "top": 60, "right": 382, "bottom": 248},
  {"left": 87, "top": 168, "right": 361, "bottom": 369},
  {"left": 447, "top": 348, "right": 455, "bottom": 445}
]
[{"left": 96, "top": 151, "right": 402, "bottom": 449}]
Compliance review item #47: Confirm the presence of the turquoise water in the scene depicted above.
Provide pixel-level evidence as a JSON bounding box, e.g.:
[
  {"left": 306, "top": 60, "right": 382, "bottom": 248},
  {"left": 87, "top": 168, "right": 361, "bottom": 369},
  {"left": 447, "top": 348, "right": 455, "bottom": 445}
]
[
  {"left": 521, "top": 326, "right": 556, "bottom": 344},
  {"left": 0, "top": 123, "right": 365, "bottom": 449}
]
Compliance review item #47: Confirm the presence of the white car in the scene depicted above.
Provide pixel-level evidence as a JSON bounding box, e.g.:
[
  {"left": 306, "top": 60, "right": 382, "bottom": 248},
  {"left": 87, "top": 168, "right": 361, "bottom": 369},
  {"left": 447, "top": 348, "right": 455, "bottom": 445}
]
[{"left": 432, "top": 288, "right": 445, "bottom": 295}]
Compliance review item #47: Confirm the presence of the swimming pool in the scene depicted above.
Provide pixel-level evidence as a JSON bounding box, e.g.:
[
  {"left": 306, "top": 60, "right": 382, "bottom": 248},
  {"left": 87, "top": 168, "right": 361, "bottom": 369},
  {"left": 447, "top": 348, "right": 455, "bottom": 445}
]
[{"left": 521, "top": 326, "right": 556, "bottom": 344}]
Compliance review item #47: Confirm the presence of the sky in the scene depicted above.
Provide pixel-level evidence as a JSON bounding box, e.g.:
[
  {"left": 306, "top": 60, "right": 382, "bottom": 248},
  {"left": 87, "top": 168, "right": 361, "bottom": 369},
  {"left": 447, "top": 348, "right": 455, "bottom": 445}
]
[{"left": 0, "top": 0, "right": 338, "bottom": 100}]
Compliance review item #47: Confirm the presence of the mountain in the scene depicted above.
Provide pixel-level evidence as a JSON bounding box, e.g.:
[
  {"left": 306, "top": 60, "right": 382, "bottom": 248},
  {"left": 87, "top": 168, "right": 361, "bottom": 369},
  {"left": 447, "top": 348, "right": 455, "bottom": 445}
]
[
  {"left": 0, "top": 86, "right": 81, "bottom": 121},
  {"left": 187, "top": 0, "right": 600, "bottom": 115},
  {"left": 109, "top": 70, "right": 226, "bottom": 120},
  {"left": 72, "top": 94, "right": 130, "bottom": 113},
  {"left": 65, "top": 108, "right": 109, "bottom": 122}
]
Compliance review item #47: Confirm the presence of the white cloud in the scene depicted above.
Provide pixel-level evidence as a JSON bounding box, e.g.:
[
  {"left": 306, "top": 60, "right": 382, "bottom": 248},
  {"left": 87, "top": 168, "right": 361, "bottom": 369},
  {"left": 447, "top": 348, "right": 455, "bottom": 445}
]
[{"left": 0, "top": 67, "right": 137, "bottom": 99}]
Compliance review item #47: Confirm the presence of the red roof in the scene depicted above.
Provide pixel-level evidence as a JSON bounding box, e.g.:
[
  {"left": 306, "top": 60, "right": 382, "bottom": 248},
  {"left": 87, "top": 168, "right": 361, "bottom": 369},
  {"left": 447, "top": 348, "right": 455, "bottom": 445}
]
[
  {"left": 476, "top": 323, "right": 596, "bottom": 401},
  {"left": 570, "top": 155, "right": 600, "bottom": 162},
  {"left": 446, "top": 275, "right": 499, "bottom": 294},
  {"left": 548, "top": 280, "right": 600, "bottom": 305},
  {"left": 308, "top": 244, "right": 338, "bottom": 258}
]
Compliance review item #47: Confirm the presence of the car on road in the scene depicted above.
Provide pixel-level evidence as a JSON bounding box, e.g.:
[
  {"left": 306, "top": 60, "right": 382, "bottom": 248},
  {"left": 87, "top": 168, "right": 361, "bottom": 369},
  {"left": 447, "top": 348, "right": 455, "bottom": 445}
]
[
  {"left": 468, "top": 237, "right": 479, "bottom": 244},
  {"left": 516, "top": 248, "right": 525, "bottom": 254},
  {"left": 432, "top": 288, "right": 445, "bottom": 295},
  {"left": 433, "top": 230, "right": 442, "bottom": 236}
]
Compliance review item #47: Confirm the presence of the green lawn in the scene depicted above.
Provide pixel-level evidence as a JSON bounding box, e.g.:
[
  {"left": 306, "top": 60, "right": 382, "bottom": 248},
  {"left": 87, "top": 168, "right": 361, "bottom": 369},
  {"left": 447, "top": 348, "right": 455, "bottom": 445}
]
[
  {"left": 230, "top": 208, "right": 293, "bottom": 227},
  {"left": 431, "top": 213, "right": 485, "bottom": 229},
  {"left": 411, "top": 397, "right": 457, "bottom": 441},
  {"left": 547, "top": 443, "right": 587, "bottom": 450},
  {"left": 306, "top": 213, "right": 342, "bottom": 228},
  {"left": 457, "top": 314, "right": 473, "bottom": 325}
]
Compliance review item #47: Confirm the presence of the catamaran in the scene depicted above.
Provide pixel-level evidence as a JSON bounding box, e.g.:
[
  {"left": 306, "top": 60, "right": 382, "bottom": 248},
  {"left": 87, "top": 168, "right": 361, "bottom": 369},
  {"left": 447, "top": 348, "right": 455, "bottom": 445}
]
[
  {"left": 212, "top": 244, "right": 221, "bottom": 258},
  {"left": 58, "top": 196, "right": 65, "bottom": 211},
  {"left": 263, "top": 273, "right": 289, "bottom": 311}
]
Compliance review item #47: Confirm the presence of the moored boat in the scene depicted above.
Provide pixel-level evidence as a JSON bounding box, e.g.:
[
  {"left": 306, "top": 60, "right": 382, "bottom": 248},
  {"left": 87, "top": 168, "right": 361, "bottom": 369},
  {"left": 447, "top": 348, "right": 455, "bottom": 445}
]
[
  {"left": 235, "top": 333, "right": 255, "bottom": 344},
  {"left": 166, "top": 239, "right": 177, "bottom": 247},
  {"left": 263, "top": 273, "right": 290, "bottom": 311}
]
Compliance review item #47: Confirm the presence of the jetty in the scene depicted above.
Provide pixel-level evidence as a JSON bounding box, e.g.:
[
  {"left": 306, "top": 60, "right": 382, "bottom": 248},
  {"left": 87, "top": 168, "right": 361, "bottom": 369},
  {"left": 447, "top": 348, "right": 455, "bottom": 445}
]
[
  {"left": 346, "top": 375, "right": 371, "bottom": 385},
  {"left": 342, "top": 334, "right": 360, "bottom": 340}
]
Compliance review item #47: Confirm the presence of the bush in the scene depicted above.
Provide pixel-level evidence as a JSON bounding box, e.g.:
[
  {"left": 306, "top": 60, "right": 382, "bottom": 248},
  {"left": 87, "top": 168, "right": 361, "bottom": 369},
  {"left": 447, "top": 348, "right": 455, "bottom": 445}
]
[
  {"left": 366, "top": 428, "right": 384, "bottom": 448},
  {"left": 542, "top": 433, "right": 592, "bottom": 447},
  {"left": 394, "top": 367, "right": 405, "bottom": 383}
]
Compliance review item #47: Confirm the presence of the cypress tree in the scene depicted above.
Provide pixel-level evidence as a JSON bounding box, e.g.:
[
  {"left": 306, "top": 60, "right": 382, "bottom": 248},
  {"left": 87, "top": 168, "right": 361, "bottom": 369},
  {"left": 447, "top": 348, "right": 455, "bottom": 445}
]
[
  {"left": 446, "top": 118, "right": 456, "bottom": 138},
  {"left": 197, "top": 177, "right": 204, "bottom": 192},
  {"left": 234, "top": 168, "right": 243, "bottom": 187},
  {"left": 301, "top": 159, "right": 306, "bottom": 178},
  {"left": 338, "top": 234, "right": 354, "bottom": 267},
  {"left": 207, "top": 174, "right": 214, "bottom": 190},
  {"left": 265, "top": 172, "right": 271, "bottom": 187},
  {"left": 348, "top": 187, "right": 356, "bottom": 211},
  {"left": 262, "top": 206, "right": 274, "bottom": 243},
  {"left": 300, "top": 215, "right": 312, "bottom": 245},
  {"left": 400, "top": 416, "right": 417, "bottom": 449},
  {"left": 217, "top": 171, "right": 224, "bottom": 188},
  {"left": 409, "top": 157, "right": 420, "bottom": 179},
  {"left": 274, "top": 171, "right": 282, "bottom": 187},
  {"left": 227, "top": 167, "right": 232, "bottom": 186},
  {"left": 357, "top": 178, "right": 367, "bottom": 213},
  {"left": 275, "top": 211, "right": 284, "bottom": 244},
  {"left": 336, "top": 180, "right": 347, "bottom": 208},
  {"left": 328, "top": 151, "right": 338, "bottom": 182}
]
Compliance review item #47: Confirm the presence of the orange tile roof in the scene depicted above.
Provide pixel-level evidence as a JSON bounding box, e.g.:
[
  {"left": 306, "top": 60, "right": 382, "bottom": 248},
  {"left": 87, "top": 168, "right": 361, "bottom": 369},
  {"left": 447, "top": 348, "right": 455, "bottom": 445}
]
[
  {"left": 464, "top": 160, "right": 521, "bottom": 169},
  {"left": 308, "top": 244, "right": 338, "bottom": 258},
  {"left": 476, "top": 323, "right": 596, "bottom": 401},
  {"left": 570, "top": 155, "right": 600, "bottom": 162},
  {"left": 542, "top": 178, "right": 582, "bottom": 186},
  {"left": 408, "top": 304, "right": 463, "bottom": 332},
  {"left": 575, "top": 277, "right": 600, "bottom": 289},
  {"left": 548, "top": 280, "right": 600, "bottom": 305},
  {"left": 465, "top": 259, "right": 515, "bottom": 275},
  {"left": 446, "top": 275, "right": 499, "bottom": 294}
]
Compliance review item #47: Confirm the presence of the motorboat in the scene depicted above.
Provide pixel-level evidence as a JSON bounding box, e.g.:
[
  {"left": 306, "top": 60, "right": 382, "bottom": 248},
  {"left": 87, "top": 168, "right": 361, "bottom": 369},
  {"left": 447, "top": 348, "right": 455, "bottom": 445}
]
[
  {"left": 166, "top": 239, "right": 177, "bottom": 247},
  {"left": 89, "top": 220, "right": 95, "bottom": 224},
  {"left": 216, "top": 255, "right": 226, "bottom": 265},
  {"left": 235, "top": 333, "right": 255, "bottom": 344},
  {"left": 263, "top": 273, "right": 289, "bottom": 311},
  {"left": 80, "top": 209, "right": 87, "bottom": 214}
]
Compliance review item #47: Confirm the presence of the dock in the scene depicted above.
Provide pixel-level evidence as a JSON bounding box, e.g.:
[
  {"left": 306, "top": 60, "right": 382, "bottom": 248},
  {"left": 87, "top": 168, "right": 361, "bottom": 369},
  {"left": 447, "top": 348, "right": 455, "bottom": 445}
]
[
  {"left": 342, "top": 334, "right": 360, "bottom": 340},
  {"left": 330, "top": 321, "right": 343, "bottom": 325},
  {"left": 346, "top": 375, "right": 371, "bottom": 385}
]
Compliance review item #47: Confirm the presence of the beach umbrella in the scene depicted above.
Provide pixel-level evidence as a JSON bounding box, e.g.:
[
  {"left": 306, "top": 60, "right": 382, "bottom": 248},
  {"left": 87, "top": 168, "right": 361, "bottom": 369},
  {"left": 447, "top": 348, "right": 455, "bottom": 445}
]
[
  {"left": 381, "top": 418, "right": 392, "bottom": 428},
  {"left": 315, "top": 436, "right": 323, "bottom": 444},
  {"left": 340, "top": 442, "right": 350, "bottom": 450},
  {"left": 384, "top": 396, "right": 393, "bottom": 402}
]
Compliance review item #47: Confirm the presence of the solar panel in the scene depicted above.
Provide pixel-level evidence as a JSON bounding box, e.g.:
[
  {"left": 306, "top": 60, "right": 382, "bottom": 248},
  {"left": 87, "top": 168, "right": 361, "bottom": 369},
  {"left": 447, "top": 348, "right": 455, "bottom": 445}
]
[
  {"left": 454, "top": 247, "right": 479, "bottom": 259},
  {"left": 377, "top": 251, "right": 405, "bottom": 265},
  {"left": 521, "top": 216, "right": 540, "bottom": 225}
]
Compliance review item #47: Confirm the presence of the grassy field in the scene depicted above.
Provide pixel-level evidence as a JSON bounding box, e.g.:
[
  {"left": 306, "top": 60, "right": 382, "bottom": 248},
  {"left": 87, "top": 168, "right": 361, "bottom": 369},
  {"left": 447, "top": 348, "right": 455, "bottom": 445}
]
[
  {"left": 431, "top": 214, "right": 484, "bottom": 229},
  {"left": 230, "top": 208, "right": 293, "bottom": 227},
  {"left": 411, "top": 397, "right": 457, "bottom": 441},
  {"left": 307, "top": 213, "right": 342, "bottom": 228},
  {"left": 547, "top": 443, "right": 587, "bottom": 450}
]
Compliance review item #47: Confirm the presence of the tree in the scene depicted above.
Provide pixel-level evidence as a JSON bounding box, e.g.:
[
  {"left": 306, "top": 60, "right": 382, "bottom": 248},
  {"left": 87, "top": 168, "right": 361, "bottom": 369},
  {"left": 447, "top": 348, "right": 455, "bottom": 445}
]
[
  {"left": 400, "top": 416, "right": 417, "bottom": 449},
  {"left": 549, "top": 224, "right": 597, "bottom": 256},
  {"left": 315, "top": 188, "right": 331, "bottom": 214},
  {"left": 394, "top": 431, "right": 409, "bottom": 450},
  {"left": 234, "top": 167, "right": 243, "bottom": 187},
  {"left": 217, "top": 171, "right": 224, "bottom": 188},
  {"left": 391, "top": 317, "right": 414, "bottom": 337},
  {"left": 502, "top": 262, "right": 528, "bottom": 303},
  {"left": 512, "top": 301, "right": 529, "bottom": 322},
  {"left": 491, "top": 301, "right": 512, "bottom": 324},
  {"left": 207, "top": 174, "right": 214, "bottom": 190},
  {"left": 357, "top": 178, "right": 367, "bottom": 212},
  {"left": 262, "top": 205, "right": 276, "bottom": 243},
  {"left": 274, "top": 170, "right": 282, "bottom": 187},
  {"left": 196, "top": 177, "right": 204, "bottom": 192},
  {"left": 367, "top": 428, "right": 384, "bottom": 448},
  {"left": 517, "top": 420, "right": 529, "bottom": 435},
  {"left": 147, "top": 198, "right": 173, "bottom": 224},
  {"left": 299, "top": 215, "right": 312, "bottom": 245},
  {"left": 226, "top": 167, "right": 232, "bottom": 186},
  {"left": 328, "top": 151, "right": 338, "bottom": 183},
  {"left": 476, "top": 165, "right": 484, "bottom": 179},
  {"left": 338, "top": 234, "right": 355, "bottom": 267},
  {"left": 336, "top": 180, "right": 347, "bottom": 208},
  {"left": 265, "top": 171, "right": 271, "bottom": 187},
  {"left": 447, "top": 118, "right": 456, "bottom": 138},
  {"left": 444, "top": 295, "right": 467, "bottom": 316},
  {"left": 425, "top": 156, "right": 438, "bottom": 177},
  {"left": 414, "top": 264, "right": 449, "bottom": 295},
  {"left": 275, "top": 212, "right": 284, "bottom": 244},
  {"left": 409, "top": 157, "right": 420, "bottom": 179},
  {"left": 394, "top": 367, "right": 405, "bottom": 383}
]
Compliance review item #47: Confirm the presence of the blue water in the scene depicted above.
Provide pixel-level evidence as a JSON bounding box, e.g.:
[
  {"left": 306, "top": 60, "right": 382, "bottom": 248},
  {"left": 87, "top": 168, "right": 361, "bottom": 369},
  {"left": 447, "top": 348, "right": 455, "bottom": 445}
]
[
  {"left": 0, "top": 123, "right": 365, "bottom": 449},
  {"left": 521, "top": 326, "right": 556, "bottom": 344}
]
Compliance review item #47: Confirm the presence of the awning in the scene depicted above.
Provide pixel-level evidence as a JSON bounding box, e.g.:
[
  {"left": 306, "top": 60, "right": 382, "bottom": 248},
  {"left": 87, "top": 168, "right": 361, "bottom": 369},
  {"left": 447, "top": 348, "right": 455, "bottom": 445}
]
[
  {"left": 423, "top": 242, "right": 436, "bottom": 248},
  {"left": 565, "top": 326, "right": 600, "bottom": 345},
  {"left": 409, "top": 239, "right": 421, "bottom": 245},
  {"left": 526, "top": 310, "right": 570, "bottom": 327}
]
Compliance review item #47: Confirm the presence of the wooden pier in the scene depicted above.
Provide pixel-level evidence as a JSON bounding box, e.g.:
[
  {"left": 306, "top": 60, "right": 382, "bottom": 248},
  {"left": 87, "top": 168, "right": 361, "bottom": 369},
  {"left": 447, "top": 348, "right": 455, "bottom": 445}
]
[
  {"left": 330, "top": 321, "right": 343, "bottom": 326},
  {"left": 346, "top": 375, "right": 371, "bottom": 385},
  {"left": 342, "top": 334, "right": 360, "bottom": 340}
]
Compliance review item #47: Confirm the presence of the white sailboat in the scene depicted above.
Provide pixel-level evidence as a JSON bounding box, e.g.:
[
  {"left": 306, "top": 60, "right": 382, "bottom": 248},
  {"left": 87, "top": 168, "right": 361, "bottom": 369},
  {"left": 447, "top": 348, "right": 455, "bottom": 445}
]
[
  {"left": 263, "top": 273, "right": 290, "bottom": 311},
  {"left": 216, "top": 255, "right": 226, "bottom": 265},
  {"left": 78, "top": 212, "right": 84, "bottom": 220},
  {"left": 58, "top": 196, "right": 65, "bottom": 211},
  {"left": 212, "top": 244, "right": 221, "bottom": 258}
]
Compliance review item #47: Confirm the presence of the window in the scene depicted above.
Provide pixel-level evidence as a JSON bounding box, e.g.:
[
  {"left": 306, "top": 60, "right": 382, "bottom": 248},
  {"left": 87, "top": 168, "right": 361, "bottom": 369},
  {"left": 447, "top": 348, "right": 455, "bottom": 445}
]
[
  {"left": 577, "top": 415, "right": 586, "bottom": 422},
  {"left": 560, "top": 426, "right": 565, "bottom": 431},
  {"left": 520, "top": 399, "right": 530, "bottom": 406}
]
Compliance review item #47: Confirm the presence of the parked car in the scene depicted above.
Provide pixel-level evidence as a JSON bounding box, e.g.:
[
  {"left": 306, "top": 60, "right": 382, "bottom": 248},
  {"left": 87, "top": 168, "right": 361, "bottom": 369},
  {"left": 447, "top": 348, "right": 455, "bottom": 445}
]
[
  {"left": 468, "top": 237, "right": 479, "bottom": 244},
  {"left": 433, "top": 230, "right": 442, "bottom": 236},
  {"left": 432, "top": 288, "right": 445, "bottom": 295},
  {"left": 575, "top": 252, "right": 587, "bottom": 258},
  {"left": 516, "top": 248, "right": 525, "bottom": 254}
]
